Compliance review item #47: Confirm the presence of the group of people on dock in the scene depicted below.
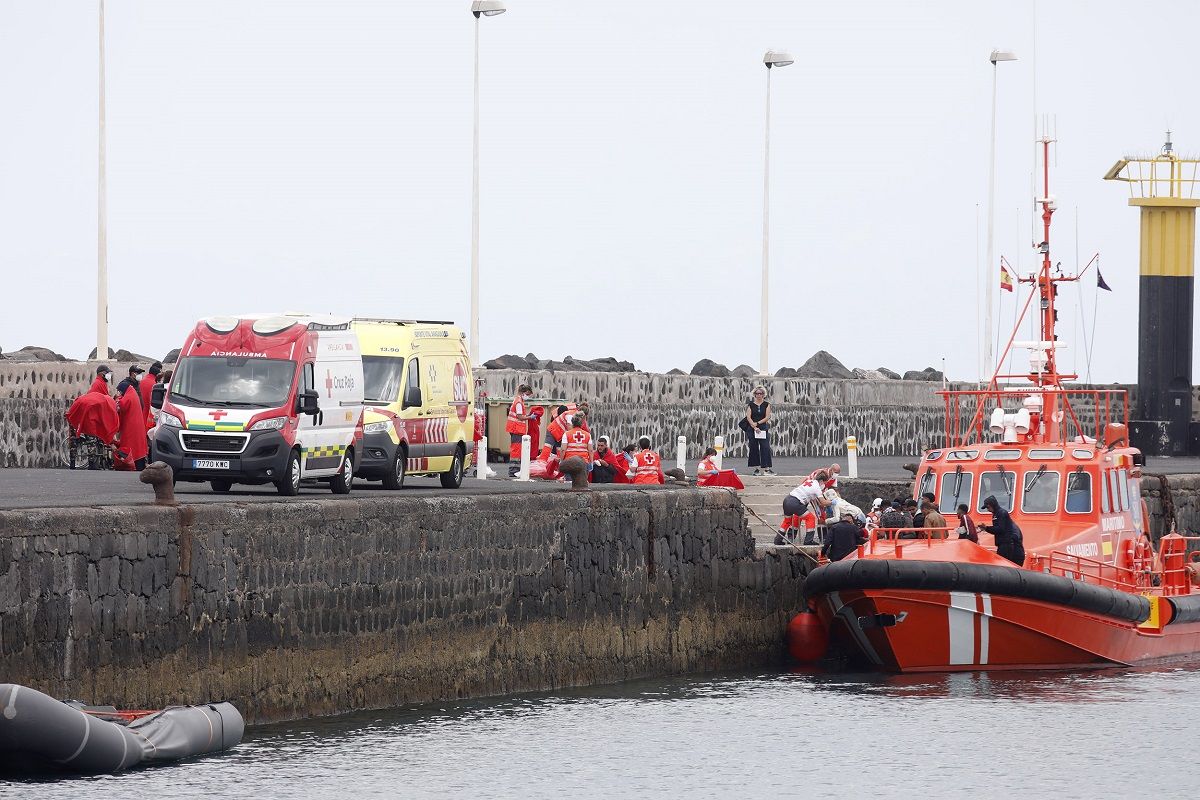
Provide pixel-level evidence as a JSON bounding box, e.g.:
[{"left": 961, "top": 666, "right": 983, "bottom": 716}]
[{"left": 65, "top": 362, "right": 168, "bottom": 471}]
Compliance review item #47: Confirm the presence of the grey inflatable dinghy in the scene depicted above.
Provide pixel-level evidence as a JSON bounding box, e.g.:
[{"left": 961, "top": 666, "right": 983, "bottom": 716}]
[{"left": 0, "top": 683, "right": 244, "bottom": 774}]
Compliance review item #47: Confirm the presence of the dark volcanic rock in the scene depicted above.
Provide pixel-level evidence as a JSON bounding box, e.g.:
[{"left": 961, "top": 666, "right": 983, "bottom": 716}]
[
  {"left": 87, "top": 347, "right": 153, "bottom": 362},
  {"left": 731, "top": 364, "right": 757, "bottom": 378},
  {"left": 667, "top": 368, "right": 686, "bottom": 376},
  {"left": 15, "top": 346, "right": 68, "bottom": 362},
  {"left": 563, "top": 356, "right": 636, "bottom": 373},
  {"left": 483, "top": 354, "right": 532, "bottom": 370},
  {"left": 774, "top": 367, "right": 799, "bottom": 378},
  {"left": 877, "top": 367, "right": 901, "bottom": 380},
  {"left": 797, "top": 350, "right": 854, "bottom": 379},
  {"left": 690, "top": 359, "right": 730, "bottom": 378},
  {"left": 852, "top": 368, "right": 887, "bottom": 380},
  {"left": 163, "top": 349, "right": 181, "bottom": 364},
  {"left": 524, "top": 353, "right": 540, "bottom": 368},
  {"left": 903, "top": 367, "right": 944, "bottom": 382}
]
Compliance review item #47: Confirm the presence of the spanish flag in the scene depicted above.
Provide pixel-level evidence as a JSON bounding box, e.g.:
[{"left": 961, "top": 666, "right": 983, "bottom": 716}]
[{"left": 1000, "top": 264, "right": 1014, "bottom": 292}]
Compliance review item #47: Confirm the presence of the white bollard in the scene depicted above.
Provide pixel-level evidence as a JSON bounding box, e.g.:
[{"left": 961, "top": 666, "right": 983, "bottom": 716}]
[
  {"left": 713, "top": 435, "right": 724, "bottom": 470},
  {"left": 847, "top": 435, "right": 859, "bottom": 479},
  {"left": 477, "top": 435, "right": 489, "bottom": 480},
  {"left": 676, "top": 435, "right": 687, "bottom": 474},
  {"left": 515, "top": 434, "right": 532, "bottom": 481}
]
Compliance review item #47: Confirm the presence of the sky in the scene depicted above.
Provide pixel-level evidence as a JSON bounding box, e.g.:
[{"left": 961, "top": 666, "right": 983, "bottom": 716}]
[{"left": 0, "top": 0, "right": 1195, "bottom": 382}]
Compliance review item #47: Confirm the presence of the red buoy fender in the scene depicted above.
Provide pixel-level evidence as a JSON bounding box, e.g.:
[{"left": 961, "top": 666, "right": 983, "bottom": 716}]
[{"left": 786, "top": 611, "right": 829, "bottom": 663}]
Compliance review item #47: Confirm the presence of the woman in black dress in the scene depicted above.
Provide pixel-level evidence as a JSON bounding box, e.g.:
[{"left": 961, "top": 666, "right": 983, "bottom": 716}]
[{"left": 744, "top": 386, "right": 774, "bottom": 476}]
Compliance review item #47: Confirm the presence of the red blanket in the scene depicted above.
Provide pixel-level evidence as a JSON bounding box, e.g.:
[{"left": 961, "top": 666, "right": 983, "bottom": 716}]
[{"left": 65, "top": 392, "right": 119, "bottom": 445}]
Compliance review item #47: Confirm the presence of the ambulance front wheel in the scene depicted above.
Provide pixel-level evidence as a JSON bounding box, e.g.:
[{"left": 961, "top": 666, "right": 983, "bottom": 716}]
[
  {"left": 382, "top": 446, "right": 407, "bottom": 490},
  {"left": 330, "top": 450, "right": 354, "bottom": 495},
  {"left": 440, "top": 445, "right": 465, "bottom": 489},
  {"left": 277, "top": 449, "right": 302, "bottom": 496},
  {"left": 210, "top": 479, "right": 233, "bottom": 493}
]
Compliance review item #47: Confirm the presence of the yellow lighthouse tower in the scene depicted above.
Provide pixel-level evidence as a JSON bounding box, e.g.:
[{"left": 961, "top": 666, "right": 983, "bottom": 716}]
[{"left": 1104, "top": 134, "right": 1200, "bottom": 455}]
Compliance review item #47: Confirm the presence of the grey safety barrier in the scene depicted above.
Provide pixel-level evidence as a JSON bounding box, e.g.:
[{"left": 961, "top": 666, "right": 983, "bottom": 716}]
[
  {"left": 804, "top": 558, "right": 1152, "bottom": 624},
  {"left": 0, "top": 683, "right": 244, "bottom": 774}
]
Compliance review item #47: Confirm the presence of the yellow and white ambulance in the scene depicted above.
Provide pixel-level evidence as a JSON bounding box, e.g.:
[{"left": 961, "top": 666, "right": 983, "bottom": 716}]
[{"left": 351, "top": 318, "right": 475, "bottom": 489}]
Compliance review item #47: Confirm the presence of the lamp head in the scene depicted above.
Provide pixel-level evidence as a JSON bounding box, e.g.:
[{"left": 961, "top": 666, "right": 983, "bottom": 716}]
[
  {"left": 763, "top": 50, "right": 795, "bottom": 69},
  {"left": 989, "top": 49, "right": 1017, "bottom": 64},
  {"left": 472, "top": 0, "right": 507, "bottom": 17}
]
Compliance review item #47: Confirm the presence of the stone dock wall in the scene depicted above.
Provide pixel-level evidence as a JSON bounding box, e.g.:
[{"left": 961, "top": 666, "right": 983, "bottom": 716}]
[
  {"left": 2, "top": 361, "right": 952, "bottom": 468},
  {"left": 0, "top": 488, "right": 806, "bottom": 725}
]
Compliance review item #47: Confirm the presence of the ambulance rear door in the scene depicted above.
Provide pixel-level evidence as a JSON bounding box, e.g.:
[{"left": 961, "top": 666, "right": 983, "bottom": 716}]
[{"left": 301, "top": 329, "right": 364, "bottom": 476}]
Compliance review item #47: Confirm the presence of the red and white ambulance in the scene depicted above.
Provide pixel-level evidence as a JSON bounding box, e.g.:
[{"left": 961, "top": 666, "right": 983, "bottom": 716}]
[{"left": 150, "top": 314, "right": 365, "bottom": 495}]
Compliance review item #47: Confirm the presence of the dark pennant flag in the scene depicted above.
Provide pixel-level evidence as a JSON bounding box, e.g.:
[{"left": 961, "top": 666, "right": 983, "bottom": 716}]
[{"left": 1097, "top": 267, "right": 1112, "bottom": 292}]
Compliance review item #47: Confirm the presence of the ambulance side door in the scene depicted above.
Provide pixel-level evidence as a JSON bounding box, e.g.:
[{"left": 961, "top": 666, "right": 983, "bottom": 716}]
[
  {"left": 296, "top": 361, "right": 327, "bottom": 473},
  {"left": 400, "top": 355, "right": 426, "bottom": 464}
]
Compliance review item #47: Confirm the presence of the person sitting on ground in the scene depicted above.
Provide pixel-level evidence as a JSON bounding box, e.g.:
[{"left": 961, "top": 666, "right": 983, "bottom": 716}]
[
  {"left": 696, "top": 447, "right": 745, "bottom": 490},
  {"left": 590, "top": 436, "right": 626, "bottom": 484},
  {"left": 979, "top": 494, "right": 1026, "bottom": 565},
  {"left": 632, "top": 437, "right": 665, "bottom": 485},
  {"left": 776, "top": 471, "right": 834, "bottom": 546},
  {"left": 921, "top": 499, "right": 949, "bottom": 539},
  {"left": 823, "top": 511, "right": 868, "bottom": 562},
  {"left": 620, "top": 443, "right": 638, "bottom": 479},
  {"left": 955, "top": 503, "right": 979, "bottom": 543}
]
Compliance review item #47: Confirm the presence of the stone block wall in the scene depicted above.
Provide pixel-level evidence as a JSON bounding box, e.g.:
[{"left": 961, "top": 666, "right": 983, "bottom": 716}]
[
  {"left": 0, "top": 488, "right": 806, "bottom": 724},
  {"left": 478, "top": 370, "right": 946, "bottom": 459},
  {"left": 0, "top": 363, "right": 93, "bottom": 468}
]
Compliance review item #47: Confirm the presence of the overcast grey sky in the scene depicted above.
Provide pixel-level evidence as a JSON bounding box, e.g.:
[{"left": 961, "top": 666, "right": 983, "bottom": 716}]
[{"left": 0, "top": 1, "right": 1194, "bottom": 382}]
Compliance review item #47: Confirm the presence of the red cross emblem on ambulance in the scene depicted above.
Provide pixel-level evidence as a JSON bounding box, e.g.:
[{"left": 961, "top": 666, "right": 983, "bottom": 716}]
[
  {"left": 326, "top": 370, "right": 334, "bottom": 398},
  {"left": 208, "top": 410, "right": 228, "bottom": 421}
]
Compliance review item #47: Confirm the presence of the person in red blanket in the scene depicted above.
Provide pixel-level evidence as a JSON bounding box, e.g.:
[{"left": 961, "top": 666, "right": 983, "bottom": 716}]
[
  {"left": 114, "top": 366, "right": 149, "bottom": 471},
  {"left": 589, "top": 436, "right": 629, "bottom": 484},
  {"left": 139, "top": 361, "right": 162, "bottom": 428},
  {"left": 65, "top": 365, "right": 120, "bottom": 449},
  {"left": 695, "top": 447, "right": 744, "bottom": 489}
]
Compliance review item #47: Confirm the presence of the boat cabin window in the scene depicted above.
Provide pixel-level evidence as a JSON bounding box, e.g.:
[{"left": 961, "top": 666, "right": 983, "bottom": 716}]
[
  {"left": 946, "top": 450, "right": 978, "bottom": 461},
  {"left": 1065, "top": 471, "right": 1092, "bottom": 514},
  {"left": 926, "top": 450, "right": 943, "bottom": 461},
  {"left": 1029, "top": 449, "right": 1064, "bottom": 460},
  {"left": 1100, "top": 471, "right": 1111, "bottom": 514},
  {"left": 1107, "top": 470, "right": 1124, "bottom": 512},
  {"left": 985, "top": 449, "right": 1022, "bottom": 461},
  {"left": 1118, "top": 468, "right": 1131, "bottom": 511},
  {"left": 1021, "top": 469, "right": 1060, "bottom": 514},
  {"left": 918, "top": 469, "right": 936, "bottom": 502},
  {"left": 1129, "top": 476, "right": 1143, "bottom": 527},
  {"left": 977, "top": 470, "right": 1015, "bottom": 512},
  {"left": 1072, "top": 449, "right": 1093, "bottom": 460},
  {"left": 938, "top": 470, "right": 974, "bottom": 514}
]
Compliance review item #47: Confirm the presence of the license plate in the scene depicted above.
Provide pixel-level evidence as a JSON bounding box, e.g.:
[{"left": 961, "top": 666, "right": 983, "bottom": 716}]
[{"left": 193, "top": 459, "right": 230, "bottom": 470}]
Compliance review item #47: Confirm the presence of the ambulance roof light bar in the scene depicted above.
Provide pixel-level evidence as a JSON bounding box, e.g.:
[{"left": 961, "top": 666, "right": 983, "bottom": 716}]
[{"left": 353, "top": 317, "right": 457, "bottom": 326}]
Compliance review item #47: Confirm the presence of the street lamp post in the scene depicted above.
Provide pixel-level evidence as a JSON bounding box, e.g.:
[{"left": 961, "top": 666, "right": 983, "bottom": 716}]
[
  {"left": 760, "top": 50, "right": 793, "bottom": 377},
  {"left": 97, "top": 0, "right": 109, "bottom": 361},
  {"left": 470, "top": 0, "right": 506, "bottom": 366},
  {"left": 984, "top": 48, "right": 1017, "bottom": 381}
]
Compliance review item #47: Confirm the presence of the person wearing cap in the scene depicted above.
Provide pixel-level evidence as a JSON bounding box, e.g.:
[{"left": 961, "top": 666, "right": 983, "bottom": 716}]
[
  {"left": 66, "top": 367, "right": 120, "bottom": 457},
  {"left": 866, "top": 498, "right": 884, "bottom": 531},
  {"left": 113, "top": 365, "right": 149, "bottom": 471},
  {"left": 980, "top": 495, "right": 1025, "bottom": 565},
  {"left": 139, "top": 362, "right": 163, "bottom": 426},
  {"left": 90, "top": 364, "right": 114, "bottom": 396},
  {"left": 822, "top": 510, "right": 868, "bottom": 562}
]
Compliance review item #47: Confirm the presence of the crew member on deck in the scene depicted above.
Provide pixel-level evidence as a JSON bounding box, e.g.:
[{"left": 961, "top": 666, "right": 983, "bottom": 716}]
[{"left": 980, "top": 495, "right": 1026, "bottom": 565}]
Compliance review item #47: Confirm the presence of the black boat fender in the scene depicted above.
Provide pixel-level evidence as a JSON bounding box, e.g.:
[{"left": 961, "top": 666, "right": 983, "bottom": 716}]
[
  {"left": 804, "top": 559, "right": 1152, "bottom": 624},
  {"left": 0, "top": 683, "right": 244, "bottom": 774},
  {"left": 1166, "top": 593, "right": 1200, "bottom": 625}
]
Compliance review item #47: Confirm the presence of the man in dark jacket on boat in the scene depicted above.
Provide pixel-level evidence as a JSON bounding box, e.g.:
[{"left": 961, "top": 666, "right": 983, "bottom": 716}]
[
  {"left": 822, "top": 511, "right": 868, "bottom": 562},
  {"left": 980, "top": 495, "right": 1026, "bottom": 565}
]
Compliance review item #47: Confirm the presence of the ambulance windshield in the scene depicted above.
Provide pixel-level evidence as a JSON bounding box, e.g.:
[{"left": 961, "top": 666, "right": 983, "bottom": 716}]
[
  {"left": 363, "top": 356, "right": 405, "bottom": 403},
  {"left": 171, "top": 357, "right": 296, "bottom": 408}
]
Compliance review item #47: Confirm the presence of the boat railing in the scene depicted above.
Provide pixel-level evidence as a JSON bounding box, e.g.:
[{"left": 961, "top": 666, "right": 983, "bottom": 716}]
[
  {"left": 936, "top": 387, "right": 1130, "bottom": 448},
  {"left": 1028, "top": 551, "right": 1139, "bottom": 592},
  {"left": 862, "top": 527, "right": 956, "bottom": 557}
]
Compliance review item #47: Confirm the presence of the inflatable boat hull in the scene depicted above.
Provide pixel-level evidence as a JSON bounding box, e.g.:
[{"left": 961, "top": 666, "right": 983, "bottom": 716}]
[
  {"left": 806, "top": 560, "right": 1200, "bottom": 672},
  {"left": 0, "top": 684, "right": 244, "bottom": 774}
]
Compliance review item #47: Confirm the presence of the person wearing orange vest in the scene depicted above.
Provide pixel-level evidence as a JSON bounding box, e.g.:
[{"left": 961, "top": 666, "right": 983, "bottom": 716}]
[
  {"left": 696, "top": 446, "right": 745, "bottom": 489},
  {"left": 632, "top": 437, "right": 665, "bottom": 485},
  {"left": 506, "top": 384, "right": 534, "bottom": 475},
  {"left": 560, "top": 415, "right": 594, "bottom": 472},
  {"left": 546, "top": 401, "right": 589, "bottom": 453}
]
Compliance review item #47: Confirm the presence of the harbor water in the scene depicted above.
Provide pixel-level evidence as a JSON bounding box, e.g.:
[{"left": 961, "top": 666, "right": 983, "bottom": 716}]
[{"left": 6, "top": 665, "right": 1196, "bottom": 799}]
